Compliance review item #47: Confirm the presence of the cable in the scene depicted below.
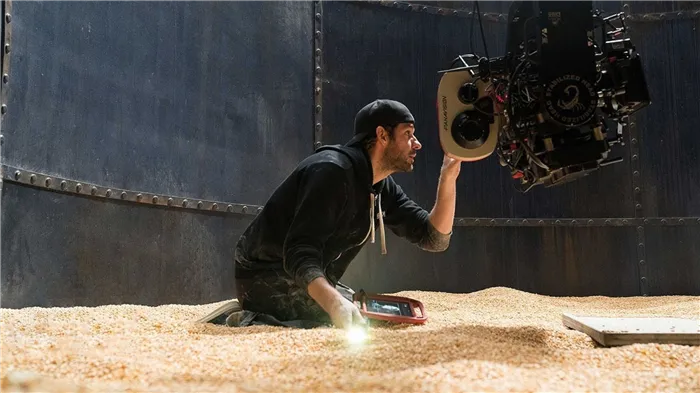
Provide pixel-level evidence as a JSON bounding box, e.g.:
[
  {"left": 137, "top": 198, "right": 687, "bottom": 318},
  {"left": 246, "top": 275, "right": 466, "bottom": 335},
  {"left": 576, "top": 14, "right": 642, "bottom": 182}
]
[{"left": 474, "top": 1, "right": 490, "bottom": 59}]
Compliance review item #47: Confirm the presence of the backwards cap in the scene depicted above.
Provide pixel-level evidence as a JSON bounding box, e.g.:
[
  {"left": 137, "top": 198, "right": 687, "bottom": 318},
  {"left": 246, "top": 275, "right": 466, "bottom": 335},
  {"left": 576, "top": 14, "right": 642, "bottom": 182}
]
[{"left": 346, "top": 99, "right": 415, "bottom": 146}]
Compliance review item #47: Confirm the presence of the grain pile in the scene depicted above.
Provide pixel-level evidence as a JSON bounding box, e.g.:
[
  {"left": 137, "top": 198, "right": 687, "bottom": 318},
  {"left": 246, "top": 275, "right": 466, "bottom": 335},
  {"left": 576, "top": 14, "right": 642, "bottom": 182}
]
[{"left": 2, "top": 287, "right": 699, "bottom": 392}]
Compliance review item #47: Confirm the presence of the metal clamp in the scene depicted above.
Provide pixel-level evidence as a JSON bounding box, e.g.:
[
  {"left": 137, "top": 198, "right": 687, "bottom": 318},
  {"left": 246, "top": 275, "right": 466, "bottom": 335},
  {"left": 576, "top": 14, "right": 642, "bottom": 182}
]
[{"left": 2, "top": 164, "right": 263, "bottom": 216}]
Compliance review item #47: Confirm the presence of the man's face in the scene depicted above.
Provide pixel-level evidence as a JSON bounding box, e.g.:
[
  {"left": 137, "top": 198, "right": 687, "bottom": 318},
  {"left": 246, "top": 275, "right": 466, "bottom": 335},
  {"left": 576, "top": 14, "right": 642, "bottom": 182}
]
[{"left": 382, "top": 123, "right": 422, "bottom": 173}]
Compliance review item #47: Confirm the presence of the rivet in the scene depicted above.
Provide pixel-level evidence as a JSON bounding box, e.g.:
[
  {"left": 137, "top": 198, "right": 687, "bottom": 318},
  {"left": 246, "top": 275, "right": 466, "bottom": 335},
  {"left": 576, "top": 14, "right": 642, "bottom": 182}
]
[
  {"left": 257, "top": 207, "right": 263, "bottom": 214},
  {"left": 2, "top": 74, "right": 7, "bottom": 83},
  {"left": 4, "top": 44, "right": 9, "bottom": 54},
  {"left": 13, "top": 170, "right": 20, "bottom": 180},
  {"left": 45, "top": 178, "right": 51, "bottom": 187},
  {"left": 640, "top": 276, "right": 647, "bottom": 282},
  {"left": 605, "top": 219, "right": 611, "bottom": 224},
  {"left": 637, "top": 226, "right": 643, "bottom": 231},
  {"left": 315, "top": 123, "right": 321, "bottom": 130},
  {"left": 661, "top": 219, "right": 667, "bottom": 224},
  {"left": 452, "top": 10, "right": 458, "bottom": 15},
  {"left": 457, "top": 218, "right": 465, "bottom": 225},
  {"left": 167, "top": 198, "right": 173, "bottom": 206},
  {"left": 644, "top": 218, "right": 649, "bottom": 224},
  {"left": 315, "top": 87, "right": 321, "bottom": 95},
  {"left": 315, "top": 66, "right": 321, "bottom": 73},
  {"left": 490, "top": 219, "right": 496, "bottom": 224},
  {"left": 315, "top": 105, "right": 321, "bottom": 113},
  {"left": 182, "top": 199, "right": 188, "bottom": 207},
  {"left": 635, "top": 187, "right": 640, "bottom": 193},
  {"left": 638, "top": 243, "right": 645, "bottom": 249},
  {"left": 632, "top": 154, "right": 638, "bottom": 160},
  {"left": 76, "top": 183, "right": 82, "bottom": 192},
  {"left": 227, "top": 204, "right": 233, "bottom": 212},
  {"left": 555, "top": 220, "right": 561, "bottom": 224},
  {"left": 242, "top": 206, "right": 248, "bottom": 213},
  {"left": 136, "top": 193, "right": 142, "bottom": 201},
  {"left": 4, "top": 13, "right": 10, "bottom": 23},
  {"left": 696, "top": 218, "right": 700, "bottom": 224},
  {"left": 636, "top": 203, "right": 642, "bottom": 209},
  {"left": 588, "top": 219, "right": 594, "bottom": 224},
  {"left": 522, "top": 219, "right": 528, "bottom": 224},
  {"left": 1, "top": 104, "right": 6, "bottom": 114},
  {"left": 631, "top": 138, "right": 637, "bottom": 144},
  {"left": 315, "top": 13, "right": 321, "bottom": 20},
  {"left": 197, "top": 201, "right": 203, "bottom": 209},
  {"left": 152, "top": 196, "right": 158, "bottom": 204},
  {"left": 506, "top": 219, "right": 511, "bottom": 224},
  {"left": 105, "top": 189, "right": 112, "bottom": 197},
  {"left": 678, "top": 218, "right": 684, "bottom": 224},
  {"left": 314, "top": 141, "right": 322, "bottom": 148},
  {"left": 623, "top": 219, "right": 628, "bottom": 224},
  {"left": 572, "top": 220, "right": 577, "bottom": 225},
  {"left": 639, "top": 260, "right": 645, "bottom": 265},
  {"left": 91, "top": 186, "right": 97, "bottom": 195},
  {"left": 538, "top": 220, "right": 544, "bottom": 224},
  {"left": 315, "top": 30, "right": 321, "bottom": 38},
  {"left": 212, "top": 203, "right": 218, "bottom": 210},
  {"left": 121, "top": 191, "right": 127, "bottom": 199},
  {"left": 61, "top": 181, "right": 67, "bottom": 190},
  {"left": 633, "top": 171, "right": 639, "bottom": 176},
  {"left": 29, "top": 174, "right": 36, "bottom": 184},
  {"left": 315, "top": 48, "right": 321, "bottom": 56},
  {"left": 437, "top": 8, "right": 443, "bottom": 14}
]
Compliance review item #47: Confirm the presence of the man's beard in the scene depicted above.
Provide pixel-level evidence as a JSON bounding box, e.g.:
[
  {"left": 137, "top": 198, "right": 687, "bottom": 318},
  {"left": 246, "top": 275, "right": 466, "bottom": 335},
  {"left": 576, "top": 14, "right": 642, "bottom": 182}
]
[{"left": 382, "top": 146, "right": 414, "bottom": 173}]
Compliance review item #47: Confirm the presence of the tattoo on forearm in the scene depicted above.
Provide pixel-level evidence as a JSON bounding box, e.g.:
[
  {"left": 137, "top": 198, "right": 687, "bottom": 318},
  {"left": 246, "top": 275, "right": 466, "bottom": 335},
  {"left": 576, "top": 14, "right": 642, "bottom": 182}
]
[{"left": 420, "top": 222, "right": 451, "bottom": 252}]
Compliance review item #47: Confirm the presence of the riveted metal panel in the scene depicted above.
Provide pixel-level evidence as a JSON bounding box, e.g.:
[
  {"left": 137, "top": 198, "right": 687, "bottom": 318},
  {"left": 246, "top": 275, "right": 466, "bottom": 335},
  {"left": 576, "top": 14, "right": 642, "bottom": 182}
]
[
  {"left": 320, "top": 1, "right": 636, "bottom": 219},
  {"left": 1, "top": 1, "right": 313, "bottom": 205},
  {"left": 341, "top": 226, "right": 641, "bottom": 297},
  {"left": 1, "top": 182, "right": 253, "bottom": 308},
  {"left": 628, "top": 17, "right": 700, "bottom": 217},
  {"left": 0, "top": 1, "right": 315, "bottom": 308},
  {"left": 642, "top": 226, "right": 700, "bottom": 296}
]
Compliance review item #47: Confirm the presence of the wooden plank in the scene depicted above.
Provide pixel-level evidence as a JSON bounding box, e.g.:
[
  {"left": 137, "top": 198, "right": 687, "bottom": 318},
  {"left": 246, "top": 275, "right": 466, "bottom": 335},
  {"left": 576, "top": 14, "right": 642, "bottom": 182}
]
[{"left": 562, "top": 313, "right": 700, "bottom": 347}]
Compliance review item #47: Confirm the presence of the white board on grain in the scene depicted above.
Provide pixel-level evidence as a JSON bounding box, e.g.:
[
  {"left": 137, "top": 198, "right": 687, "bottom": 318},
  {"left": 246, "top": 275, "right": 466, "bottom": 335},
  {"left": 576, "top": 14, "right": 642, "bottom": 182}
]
[{"left": 562, "top": 313, "right": 700, "bottom": 347}]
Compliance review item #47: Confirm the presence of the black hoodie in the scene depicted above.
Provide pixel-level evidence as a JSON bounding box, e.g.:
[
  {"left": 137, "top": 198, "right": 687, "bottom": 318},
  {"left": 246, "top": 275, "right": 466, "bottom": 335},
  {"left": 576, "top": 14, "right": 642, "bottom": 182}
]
[{"left": 233, "top": 143, "right": 450, "bottom": 291}]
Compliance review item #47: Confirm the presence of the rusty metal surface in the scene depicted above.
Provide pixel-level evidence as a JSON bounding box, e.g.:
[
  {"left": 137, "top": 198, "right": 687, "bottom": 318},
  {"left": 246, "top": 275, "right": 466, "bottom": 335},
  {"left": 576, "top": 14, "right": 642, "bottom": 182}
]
[
  {"left": 371, "top": 1, "right": 700, "bottom": 21},
  {"left": 0, "top": 1, "right": 313, "bottom": 205},
  {"left": 342, "top": 226, "right": 641, "bottom": 297},
  {"left": 0, "top": 1, "right": 314, "bottom": 308},
  {"left": 643, "top": 226, "right": 700, "bottom": 295},
  {"left": 628, "top": 17, "right": 700, "bottom": 217},
  {"left": 3, "top": 164, "right": 263, "bottom": 216},
  {"left": 1, "top": 182, "right": 251, "bottom": 308}
]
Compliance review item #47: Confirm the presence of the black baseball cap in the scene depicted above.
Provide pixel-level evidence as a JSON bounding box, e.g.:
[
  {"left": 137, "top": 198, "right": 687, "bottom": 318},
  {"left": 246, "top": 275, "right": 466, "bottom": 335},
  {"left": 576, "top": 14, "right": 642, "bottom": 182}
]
[{"left": 346, "top": 99, "right": 415, "bottom": 146}]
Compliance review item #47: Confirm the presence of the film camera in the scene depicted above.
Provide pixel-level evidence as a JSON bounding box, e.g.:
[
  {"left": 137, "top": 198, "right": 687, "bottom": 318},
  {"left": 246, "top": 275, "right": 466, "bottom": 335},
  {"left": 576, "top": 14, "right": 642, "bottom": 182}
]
[{"left": 437, "top": 1, "right": 651, "bottom": 191}]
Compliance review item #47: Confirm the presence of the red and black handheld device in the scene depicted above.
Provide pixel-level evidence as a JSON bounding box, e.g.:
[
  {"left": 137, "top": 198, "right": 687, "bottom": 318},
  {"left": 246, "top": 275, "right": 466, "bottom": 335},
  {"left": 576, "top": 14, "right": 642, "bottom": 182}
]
[{"left": 352, "top": 289, "right": 427, "bottom": 325}]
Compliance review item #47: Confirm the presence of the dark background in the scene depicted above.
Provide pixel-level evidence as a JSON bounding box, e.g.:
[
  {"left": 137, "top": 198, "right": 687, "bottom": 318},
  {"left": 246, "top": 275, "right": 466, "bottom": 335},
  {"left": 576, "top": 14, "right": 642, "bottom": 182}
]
[{"left": 1, "top": 1, "right": 698, "bottom": 308}]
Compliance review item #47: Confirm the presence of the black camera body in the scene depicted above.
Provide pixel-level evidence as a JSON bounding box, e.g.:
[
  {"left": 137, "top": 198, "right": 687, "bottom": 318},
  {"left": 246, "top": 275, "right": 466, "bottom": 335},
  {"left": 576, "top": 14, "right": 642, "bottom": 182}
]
[{"left": 437, "top": 1, "right": 651, "bottom": 191}]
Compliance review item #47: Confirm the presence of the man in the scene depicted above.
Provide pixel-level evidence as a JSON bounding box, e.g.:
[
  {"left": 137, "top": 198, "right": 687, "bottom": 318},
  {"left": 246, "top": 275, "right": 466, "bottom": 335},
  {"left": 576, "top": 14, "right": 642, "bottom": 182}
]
[{"left": 199, "top": 99, "right": 461, "bottom": 329}]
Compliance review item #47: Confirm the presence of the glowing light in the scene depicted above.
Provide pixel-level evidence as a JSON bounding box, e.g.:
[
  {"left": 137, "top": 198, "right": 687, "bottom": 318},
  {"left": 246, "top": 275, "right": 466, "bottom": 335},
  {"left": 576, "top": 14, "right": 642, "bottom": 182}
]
[{"left": 346, "top": 326, "right": 368, "bottom": 345}]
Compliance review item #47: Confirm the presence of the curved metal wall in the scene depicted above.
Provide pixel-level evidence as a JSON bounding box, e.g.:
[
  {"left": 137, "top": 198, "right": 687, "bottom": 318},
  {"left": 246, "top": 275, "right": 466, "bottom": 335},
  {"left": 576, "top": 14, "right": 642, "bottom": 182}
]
[
  {"left": 1, "top": 1, "right": 698, "bottom": 308},
  {"left": 320, "top": 1, "right": 700, "bottom": 297},
  {"left": 0, "top": 1, "right": 315, "bottom": 307}
]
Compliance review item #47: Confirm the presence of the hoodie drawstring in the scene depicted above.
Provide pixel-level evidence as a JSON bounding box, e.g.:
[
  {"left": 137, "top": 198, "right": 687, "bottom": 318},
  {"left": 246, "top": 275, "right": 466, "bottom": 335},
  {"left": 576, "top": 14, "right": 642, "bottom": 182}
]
[{"left": 370, "top": 193, "right": 387, "bottom": 255}]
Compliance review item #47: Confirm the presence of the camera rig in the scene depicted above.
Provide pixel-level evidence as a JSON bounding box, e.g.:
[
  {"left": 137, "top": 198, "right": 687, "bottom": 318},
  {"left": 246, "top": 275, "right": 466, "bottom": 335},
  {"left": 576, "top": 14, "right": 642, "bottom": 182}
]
[{"left": 437, "top": 1, "right": 651, "bottom": 191}]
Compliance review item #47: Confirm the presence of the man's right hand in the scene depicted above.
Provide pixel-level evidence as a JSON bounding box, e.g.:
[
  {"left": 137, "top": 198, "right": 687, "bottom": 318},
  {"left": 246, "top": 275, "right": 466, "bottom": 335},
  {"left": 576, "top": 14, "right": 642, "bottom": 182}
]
[
  {"left": 328, "top": 295, "right": 367, "bottom": 330},
  {"left": 307, "top": 276, "right": 367, "bottom": 329}
]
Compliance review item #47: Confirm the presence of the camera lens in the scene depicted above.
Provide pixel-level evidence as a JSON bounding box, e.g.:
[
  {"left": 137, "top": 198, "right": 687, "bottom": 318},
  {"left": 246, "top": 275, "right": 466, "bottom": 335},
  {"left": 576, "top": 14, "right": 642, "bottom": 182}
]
[
  {"left": 451, "top": 111, "right": 488, "bottom": 149},
  {"left": 458, "top": 82, "right": 480, "bottom": 104}
]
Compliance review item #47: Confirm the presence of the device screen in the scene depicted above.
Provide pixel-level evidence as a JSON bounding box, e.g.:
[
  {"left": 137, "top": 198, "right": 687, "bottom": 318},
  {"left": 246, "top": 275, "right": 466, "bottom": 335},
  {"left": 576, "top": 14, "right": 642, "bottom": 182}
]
[{"left": 366, "top": 299, "right": 413, "bottom": 316}]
